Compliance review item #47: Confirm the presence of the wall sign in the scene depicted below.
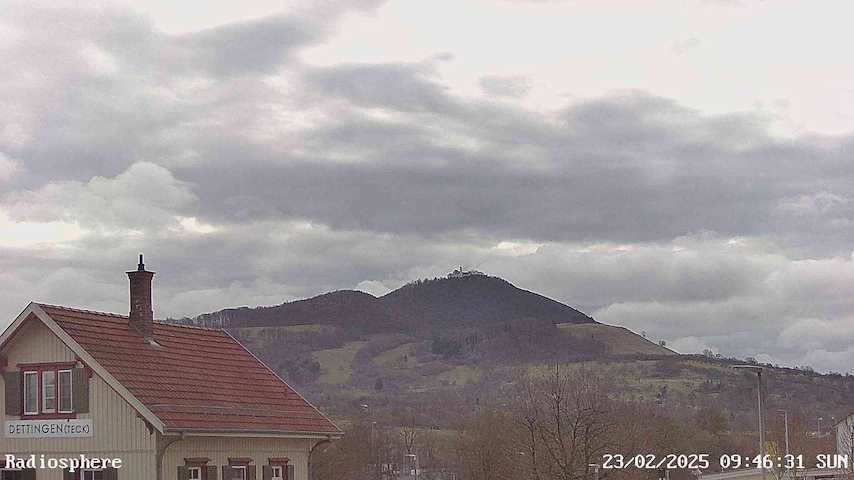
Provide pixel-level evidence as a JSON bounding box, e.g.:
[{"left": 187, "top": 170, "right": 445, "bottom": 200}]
[{"left": 5, "top": 419, "right": 93, "bottom": 438}]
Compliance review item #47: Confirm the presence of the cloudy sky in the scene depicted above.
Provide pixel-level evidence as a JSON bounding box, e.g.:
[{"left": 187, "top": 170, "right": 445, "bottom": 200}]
[{"left": 2, "top": 0, "right": 854, "bottom": 372}]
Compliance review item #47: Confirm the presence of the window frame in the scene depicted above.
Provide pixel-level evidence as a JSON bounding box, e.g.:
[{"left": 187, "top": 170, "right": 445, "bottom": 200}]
[
  {"left": 268, "top": 458, "right": 290, "bottom": 480},
  {"left": 188, "top": 467, "right": 201, "bottom": 480},
  {"left": 42, "top": 369, "right": 57, "bottom": 413},
  {"left": 232, "top": 466, "right": 246, "bottom": 480},
  {"left": 271, "top": 465, "right": 283, "bottom": 480},
  {"left": 80, "top": 469, "right": 104, "bottom": 480},
  {"left": 58, "top": 368, "right": 73, "bottom": 413},
  {"left": 22, "top": 371, "right": 39, "bottom": 416},
  {"left": 184, "top": 458, "right": 210, "bottom": 480},
  {"left": 18, "top": 362, "right": 77, "bottom": 418}
]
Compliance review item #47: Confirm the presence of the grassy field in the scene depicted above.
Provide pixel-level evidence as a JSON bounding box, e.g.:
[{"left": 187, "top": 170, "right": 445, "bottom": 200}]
[
  {"left": 434, "top": 365, "right": 482, "bottom": 386},
  {"left": 314, "top": 341, "right": 369, "bottom": 384},
  {"left": 373, "top": 342, "right": 419, "bottom": 369},
  {"left": 236, "top": 324, "right": 335, "bottom": 336},
  {"left": 557, "top": 323, "right": 674, "bottom": 355}
]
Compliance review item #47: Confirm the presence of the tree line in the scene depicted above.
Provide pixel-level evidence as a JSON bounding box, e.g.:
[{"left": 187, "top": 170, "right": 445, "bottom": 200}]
[{"left": 311, "top": 366, "right": 836, "bottom": 480}]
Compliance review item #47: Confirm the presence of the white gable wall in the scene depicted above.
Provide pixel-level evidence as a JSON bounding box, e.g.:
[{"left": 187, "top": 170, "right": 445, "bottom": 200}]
[{"left": 1, "top": 316, "right": 158, "bottom": 479}]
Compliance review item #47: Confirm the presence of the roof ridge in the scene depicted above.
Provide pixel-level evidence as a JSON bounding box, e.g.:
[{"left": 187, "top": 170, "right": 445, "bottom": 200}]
[
  {"left": 37, "top": 303, "right": 128, "bottom": 319},
  {"left": 37, "top": 303, "right": 222, "bottom": 331}
]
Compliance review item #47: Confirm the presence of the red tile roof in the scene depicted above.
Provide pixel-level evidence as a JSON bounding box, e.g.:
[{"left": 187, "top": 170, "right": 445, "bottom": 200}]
[{"left": 38, "top": 304, "right": 341, "bottom": 436}]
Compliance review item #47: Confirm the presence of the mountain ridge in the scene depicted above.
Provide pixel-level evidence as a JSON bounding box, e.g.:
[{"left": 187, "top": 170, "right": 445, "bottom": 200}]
[{"left": 191, "top": 273, "right": 596, "bottom": 331}]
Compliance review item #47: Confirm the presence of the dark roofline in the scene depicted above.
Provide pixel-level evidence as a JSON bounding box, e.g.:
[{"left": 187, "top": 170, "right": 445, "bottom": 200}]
[{"left": 164, "top": 427, "right": 343, "bottom": 437}]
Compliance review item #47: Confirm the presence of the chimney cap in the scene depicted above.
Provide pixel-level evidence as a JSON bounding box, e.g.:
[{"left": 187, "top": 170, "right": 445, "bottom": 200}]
[{"left": 128, "top": 254, "right": 154, "bottom": 275}]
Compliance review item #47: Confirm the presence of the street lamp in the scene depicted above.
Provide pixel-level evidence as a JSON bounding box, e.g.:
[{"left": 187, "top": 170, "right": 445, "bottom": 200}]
[
  {"left": 734, "top": 365, "right": 766, "bottom": 480},
  {"left": 372, "top": 421, "right": 378, "bottom": 480}
]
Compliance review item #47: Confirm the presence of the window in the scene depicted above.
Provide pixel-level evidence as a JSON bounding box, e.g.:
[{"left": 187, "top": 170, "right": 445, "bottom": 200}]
[
  {"left": 188, "top": 467, "right": 201, "bottom": 480},
  {"left": 82, "top": 469, "right": 104, "bottom": 480},
  {"left": 18, "top": 364, "right": 76, "bottom": 417},
  {"left": 271, "top": 466, "right": 283, "bottom": 480},
  {"left": 23, "top": 371, "right": 38, "bottom": 415},
  {"left": 59, "top": 369, "right": 73, "bottom": 413},
  {"left": 231, "top": 466, "right": 246, "bottom": 480},
  {"left": 43, "top": 369, "right": 56, "bottom": 412}
]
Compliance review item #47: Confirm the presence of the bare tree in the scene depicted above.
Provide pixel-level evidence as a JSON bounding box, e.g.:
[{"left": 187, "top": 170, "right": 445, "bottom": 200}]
[
  {"left": 311, "top": 420, "right": 374, "bottom": 480},
  {"left": 514, "top": 370, "right": 544, "bottom": 480},
  {"left": 401, "top": 410, "right": 418, "bottom": 455},
  {"left": 513, "top": 366, "right": 637, "bottom": 480},
  {"left": 455, "top": 409, "right": 523, "bottom": 480}
]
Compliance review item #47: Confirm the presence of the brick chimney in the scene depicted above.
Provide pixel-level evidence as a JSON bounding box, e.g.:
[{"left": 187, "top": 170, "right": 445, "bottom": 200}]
[{"left": 127, "top": 254, "right": 154, "bottom": 338}]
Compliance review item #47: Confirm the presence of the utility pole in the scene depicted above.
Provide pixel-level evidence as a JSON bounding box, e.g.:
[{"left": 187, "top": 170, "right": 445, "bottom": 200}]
[
  {"left": 734, "top": 365, "right": 766, "bottom": 480},
  {"left": 362, "top": 404, "right": 380, "bottom": 480},
  {"left": 372, "top": 421, "right": 379, "bottom": 480},
  {"left": 778, "top": 410, "right": 790, "bottom": 457}
]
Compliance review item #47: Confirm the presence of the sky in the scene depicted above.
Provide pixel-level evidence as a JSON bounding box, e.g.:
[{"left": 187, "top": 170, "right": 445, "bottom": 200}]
[{"left": 2, "top": 0, "right": 854, "bottom": 372}]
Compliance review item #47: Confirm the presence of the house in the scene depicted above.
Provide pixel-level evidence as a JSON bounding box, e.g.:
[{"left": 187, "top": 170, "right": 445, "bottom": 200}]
[
  {"left": 1, "top": 256, "right": 342, "bottom": 480},
  {"left": 836, "top": 412, "right": 854, "bottom": 464},
  {"left": 699, "top": 467, "right": 846, "bottom": 480}
]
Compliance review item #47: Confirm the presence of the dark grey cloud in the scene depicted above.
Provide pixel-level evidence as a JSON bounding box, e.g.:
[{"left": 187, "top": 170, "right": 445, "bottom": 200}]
[
  {"left": 306, "top": 62, "right": 459, "bottom": 114},
  {"left": 173, "top": 15, "right": 323, "bottom": 76},
  {"left": 3, "top": 0, "right": 854, "bottom": 374}
]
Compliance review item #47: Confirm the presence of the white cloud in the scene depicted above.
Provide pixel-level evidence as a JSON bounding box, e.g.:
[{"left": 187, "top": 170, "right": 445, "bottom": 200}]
[
  {"left": 671, "top": 37, "right": 701, "bottom": 55},
  {"left": 355, "top": 280, "right": 390, "bottom": 297},
  {"left": 4, "top": 162, "right": 197, "bottom": 231},
  {"left": 176, "top": 216, "right": 219, "bottom": 234},
  {"left": 777, "top": 191, "right": 850, "bottom": 216}
]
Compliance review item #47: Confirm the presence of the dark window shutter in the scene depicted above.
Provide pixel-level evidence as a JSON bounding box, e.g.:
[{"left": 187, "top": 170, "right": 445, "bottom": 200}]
[
  {"left": 3, "top": 371, "right": 21, "bottom": 415},
  {"left": 21, "top": 469, "right": 36, "bottom": 480},
  {"left": 287, "top": 465, "right": 294, "bottom": 480},
  {"left": 247, "top": 465, "right": 256, "bottom": 480},
  {"left": 262, "top": 466, "right": 272, "bottom": 480},
  {"left": 103, "top": 467, "right": 118, "bottom": 480},
  {"left": 222, "top": 466, "right": 233, "bottom": 480},
  {"left": 63, "top": 469, "right": 76, "bottom": 480},
  {"left": 72, "top": 367, "right": 89, "bottom": 413},
  {"left": 177, "top": 466, "right": 189, "bottom": 480},
  {"left": 206, "top": 466, "right": 218, "bottom": 480}
]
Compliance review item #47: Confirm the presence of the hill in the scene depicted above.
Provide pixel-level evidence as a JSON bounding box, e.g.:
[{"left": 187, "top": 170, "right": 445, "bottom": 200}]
[
  {"left": 383, "top": 274, "right": 595, "bottom": 329},
  {"left": 557, "top": 323, "right": 672, "bottom": 355},
  {"left": 182, "top": 272, "right": 854, "bottom": 430},
  {"left": 192, "top": 273, "right": 595, "bottom": 332},
  {"left": 194, "top": 289, "right": 403, "bottom": 332}
]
